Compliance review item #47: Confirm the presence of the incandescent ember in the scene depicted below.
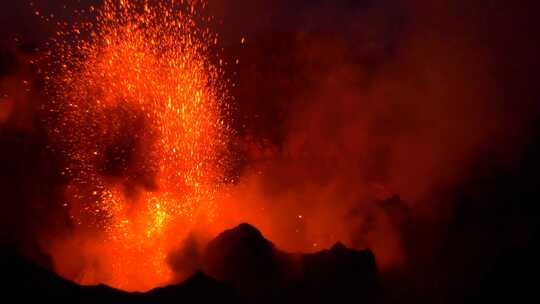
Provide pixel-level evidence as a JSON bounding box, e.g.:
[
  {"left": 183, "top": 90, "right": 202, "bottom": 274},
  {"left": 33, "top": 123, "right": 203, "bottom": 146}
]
[{"left": 42, "top": 0, "right": 231, "bottom": 291}]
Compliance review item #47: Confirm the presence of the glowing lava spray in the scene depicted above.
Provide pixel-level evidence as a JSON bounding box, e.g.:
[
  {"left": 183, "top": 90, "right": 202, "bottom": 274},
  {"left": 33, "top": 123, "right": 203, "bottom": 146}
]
[{"left": 43, "top": 0, "right": 231, "bottom": 290}]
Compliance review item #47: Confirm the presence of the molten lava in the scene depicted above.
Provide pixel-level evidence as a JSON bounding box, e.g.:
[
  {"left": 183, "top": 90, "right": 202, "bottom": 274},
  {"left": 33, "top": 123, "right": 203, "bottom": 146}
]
[{"left": 43, "top": 0, "right": 230, "bottom": 291}]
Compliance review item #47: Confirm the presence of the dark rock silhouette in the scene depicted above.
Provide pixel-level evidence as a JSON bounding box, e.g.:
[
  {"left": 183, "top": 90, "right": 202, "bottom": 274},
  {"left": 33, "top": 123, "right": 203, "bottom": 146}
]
[
  {"left": 296, "top": 242, "right": 378, "bottom": 302},
  {"left": 1, "top": 223, "right": 378, "bottom": 303},
  {"left": 140, "top": 271, "right": 240, "bottom": 304},
  {"left": 203, "top": 223, "right": 378, "bottom": 303},
  {"left": 1, "top": 247, "right": 239, "bottom": 304}
]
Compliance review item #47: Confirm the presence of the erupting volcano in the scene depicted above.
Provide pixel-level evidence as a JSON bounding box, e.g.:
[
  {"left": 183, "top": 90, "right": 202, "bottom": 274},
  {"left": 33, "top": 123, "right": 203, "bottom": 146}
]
[
  {"left": 43, "top": 0, "right": 230, "bottom": 291},
  {"left": 2, "top": 0, "right": 539, "bottom": 302}
]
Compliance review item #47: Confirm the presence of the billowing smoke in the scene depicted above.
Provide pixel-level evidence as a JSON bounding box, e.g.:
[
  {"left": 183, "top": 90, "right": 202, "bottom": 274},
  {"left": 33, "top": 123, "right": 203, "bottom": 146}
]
[
  {"left": 0, "top": 42, "right": 70, "bottom": 272},
  {"left": 207, "top": 0, "right": 540, "bottom": 273},
  {"left": 1, "top": 0, "right": 539, "bottom": 298}
]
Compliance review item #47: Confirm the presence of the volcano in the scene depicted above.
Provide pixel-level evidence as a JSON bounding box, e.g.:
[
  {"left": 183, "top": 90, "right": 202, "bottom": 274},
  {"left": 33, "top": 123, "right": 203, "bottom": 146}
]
[
  {"left": 2, "top": 223, "right": 377, "bottom": 304},
  {"left": 2, "top": 0, "right": 540, "bottom": 303}
]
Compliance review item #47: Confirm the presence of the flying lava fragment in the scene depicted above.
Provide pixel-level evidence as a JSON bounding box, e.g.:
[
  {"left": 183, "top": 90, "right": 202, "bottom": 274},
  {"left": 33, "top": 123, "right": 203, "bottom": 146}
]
[{"left": 42, "top": 0, "right": 231, "bottom": 290}]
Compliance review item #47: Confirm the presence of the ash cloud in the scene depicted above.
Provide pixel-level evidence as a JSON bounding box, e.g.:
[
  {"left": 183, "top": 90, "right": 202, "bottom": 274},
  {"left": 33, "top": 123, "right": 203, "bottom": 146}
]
[
  {"left": 0, "top": 43, "right": 70, "bottom": 269},
  {"left": 0, "top": 0, "right": 539, "bottom": 301},
  {"left": 214, "top": 0, "right": 540, "bottom": 289}
]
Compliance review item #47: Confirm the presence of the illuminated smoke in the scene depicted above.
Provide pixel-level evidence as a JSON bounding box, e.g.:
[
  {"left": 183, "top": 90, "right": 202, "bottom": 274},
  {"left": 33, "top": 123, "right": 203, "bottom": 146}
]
[{"left": 20, "top": 0, "right": 538, "bottom": 295}]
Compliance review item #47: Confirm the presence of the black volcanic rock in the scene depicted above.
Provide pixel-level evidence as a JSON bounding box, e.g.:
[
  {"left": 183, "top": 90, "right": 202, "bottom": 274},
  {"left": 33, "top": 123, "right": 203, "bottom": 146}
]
[
  {"left": 202, "top": 223, "right": 378, "bottom": 303},
  {"left": 1, "top": 248, "right": 131, "bottom": 304},
  {"left": 142, "top": 271, "right": 239, "bottom": 304},
  {"left": 293, "top": 242, "right": 378, "bottom": 302},
  {"left": 1, "top": 224, "right": 378, "bottom": 303},
  {"left": 203, "top": 223, "right": 291, "bottom": 302},
  {"left": 0, "top": 248, "right": 238, "bottom": 304},
  {"left": 203, "top": 223, "right": 283, "bottom": 280}
]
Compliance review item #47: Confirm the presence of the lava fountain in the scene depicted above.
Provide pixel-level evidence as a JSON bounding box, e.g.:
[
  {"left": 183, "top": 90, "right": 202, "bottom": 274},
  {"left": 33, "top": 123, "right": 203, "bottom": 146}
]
[{"left": 42, "top": 0, "right": 231, "bottom": 291}]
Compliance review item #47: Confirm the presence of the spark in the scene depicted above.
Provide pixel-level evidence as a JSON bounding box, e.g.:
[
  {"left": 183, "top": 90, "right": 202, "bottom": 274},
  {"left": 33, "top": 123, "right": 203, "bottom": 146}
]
[{"left": 44, "top": 0, "right": 230, "bottom": 291}]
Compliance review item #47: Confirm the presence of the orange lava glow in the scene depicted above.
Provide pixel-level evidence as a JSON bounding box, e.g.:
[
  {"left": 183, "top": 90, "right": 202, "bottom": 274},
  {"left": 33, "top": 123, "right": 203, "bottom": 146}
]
[{"left": 44, "top": 0, "right": 231, "bottom": 291}]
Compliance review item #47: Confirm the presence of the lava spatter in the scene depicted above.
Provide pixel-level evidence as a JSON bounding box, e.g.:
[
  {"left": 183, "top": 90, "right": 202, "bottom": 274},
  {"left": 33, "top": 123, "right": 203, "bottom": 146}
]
[{"left": 43, "top": 0, "right": 230, "bottom": 291}]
